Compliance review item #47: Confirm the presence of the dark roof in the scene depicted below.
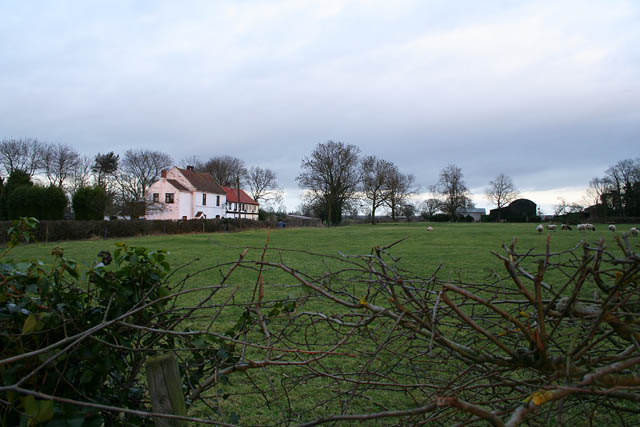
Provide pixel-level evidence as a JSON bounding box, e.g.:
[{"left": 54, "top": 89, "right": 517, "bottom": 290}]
[
  {"left": 166, "top": 179, "right": 189, "bottom": 192},
  {"left": 176, "top": 168, "right": 225, "bottom": 194},
  {"left": 222, "top": 186, "right": 258, "bottom": 204}
]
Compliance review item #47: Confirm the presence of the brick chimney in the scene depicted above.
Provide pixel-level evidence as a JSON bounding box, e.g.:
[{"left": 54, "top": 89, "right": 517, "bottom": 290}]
[{"left": 161, "top": 170, "right": 167, "bottom": 178}]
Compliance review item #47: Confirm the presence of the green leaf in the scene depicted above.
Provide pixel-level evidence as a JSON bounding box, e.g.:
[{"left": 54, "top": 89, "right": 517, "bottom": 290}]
[
  {"left": 158, "top": 286, "right": 170, "bottom": 298},
  {"left": 22, "top": 314, "right": 38, "bottom": 334},
  {"left": 23, "top": 395, "right": 38, "bottom": 417},
  {"left": 79, "top": 370, "right": 93, "bottom": 384},
  {"left": 35, "top": 399, "right": 54, "bottom": 422}
]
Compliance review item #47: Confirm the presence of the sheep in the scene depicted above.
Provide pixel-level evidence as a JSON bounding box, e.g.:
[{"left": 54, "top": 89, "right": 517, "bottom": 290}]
[
  {"left": 578, "top": 223, "right": 596, "bottom": 231},
  {"left": 608, "top": 224, "right": 616, "bottom": 232},
  {"left": 536, "top": 224, "right": 544, "bottom": 233},
  {"left": 547, "top": 224, "right": 557, "bottom": 231},
  {"left": 561, "top": 224, "right": 572, "bottom": 230},
  {"left": 631, "top": 227, "right": 639, "bottom": 236},
  {"left": 426, "top": 226, "right": 434, "bottom": 232}
]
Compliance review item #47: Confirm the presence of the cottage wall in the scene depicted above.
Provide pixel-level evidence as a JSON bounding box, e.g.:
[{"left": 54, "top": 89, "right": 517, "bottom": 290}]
[{"left": 146, "top": 180, "right": 183, "bottom": 220}]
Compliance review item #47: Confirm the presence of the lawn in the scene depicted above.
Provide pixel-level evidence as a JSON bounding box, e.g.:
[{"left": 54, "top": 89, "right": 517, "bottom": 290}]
[{"left": 4, "top": 222, "right": 639, "bottom": 425}]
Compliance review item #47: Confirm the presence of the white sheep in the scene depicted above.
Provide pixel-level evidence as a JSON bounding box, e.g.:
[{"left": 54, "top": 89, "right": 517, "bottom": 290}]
[
  {"left": 608, "top": 224, "right": 616, "bottom": 232},
  {"left": 631, "top": 227, "right": 639, "bottom": 236},
  {"left": 547, "top": 224, "right": 557, "bottom": 231},
  {"left": 561, "top": 224, "right": 572, "bottom": 230},
  {"left": 536, "top": 224, "right": 544, "bottom": 233},
  {"left": 577, "top": 224, "right": 585, "bottom": 231},
  {"left": 426, "top": 226, "right": 434, "bottom": 232},
  {"left": 586, "top": 223, "right": 596, "bottom": 231}
]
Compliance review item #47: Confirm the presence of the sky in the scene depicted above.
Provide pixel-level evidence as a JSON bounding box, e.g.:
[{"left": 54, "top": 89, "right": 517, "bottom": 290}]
[{"left": 1, "top": 0, "right": 639, "bottom": 214}]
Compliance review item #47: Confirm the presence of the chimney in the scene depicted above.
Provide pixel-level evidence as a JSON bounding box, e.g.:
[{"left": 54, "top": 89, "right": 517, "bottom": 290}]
[
  {"left": 186, "top": 165, "right": 194, "bottom": 171},
  {"left": 161, "top": 170, "right": 167, "bottom": 178}
]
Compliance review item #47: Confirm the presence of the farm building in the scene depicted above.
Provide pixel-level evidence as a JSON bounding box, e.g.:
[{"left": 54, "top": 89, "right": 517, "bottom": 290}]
[{"left": 489, "top": 198, "right": 537, "bottom": 222}]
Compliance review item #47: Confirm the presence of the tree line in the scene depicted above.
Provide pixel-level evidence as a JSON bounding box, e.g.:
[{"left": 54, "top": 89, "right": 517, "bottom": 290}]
[
  {"left": 296, "top": 140, "right": 524, "bottom": 225},
  {"left": 296, "top": 141, "right": 417, "bottom": 225},
  {"left": 0, "top": 138, "right": 282, "bottom": 220},
  {"left": 584, "top": 157, "right": 640, "bottom": 218}
]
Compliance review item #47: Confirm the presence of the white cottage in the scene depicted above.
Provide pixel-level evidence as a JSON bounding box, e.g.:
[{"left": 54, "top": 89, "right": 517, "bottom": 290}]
[
  {"left": 145, "top": 166, "right": 227, "bottom": 220},
  {"left": 223, "top": 186, "right": 259, "bottom": 220}
]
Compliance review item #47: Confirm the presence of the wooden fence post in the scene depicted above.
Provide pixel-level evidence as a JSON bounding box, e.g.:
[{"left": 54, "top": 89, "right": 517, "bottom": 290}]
[{"left": 145, "top": 353, "right": 187, "bottom": 427}]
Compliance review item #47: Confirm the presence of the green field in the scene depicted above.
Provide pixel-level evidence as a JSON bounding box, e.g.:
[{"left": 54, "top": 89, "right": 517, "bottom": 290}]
[
  {"left": 5, "top": 222, "right": 639, "bottom": 425},
  {"left": 8, "top": 222, "right": 634, "bottom": 283}
]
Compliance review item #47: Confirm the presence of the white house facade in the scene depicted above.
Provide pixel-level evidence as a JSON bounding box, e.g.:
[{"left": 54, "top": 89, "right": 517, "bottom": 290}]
[
  {"left": 223, "top": 186, "right": 259, "bottom": 220},
  {"left": 145, "top": 166, "right": 227, "bottom": 220},
  {"left": 456, "top": 208, "right": 486, "bottom": 222}
]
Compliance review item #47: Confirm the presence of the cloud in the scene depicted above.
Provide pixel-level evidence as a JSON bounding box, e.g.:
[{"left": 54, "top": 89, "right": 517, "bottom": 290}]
[{"left": 1, "top": 0, "right": 638, "bottom": 213}]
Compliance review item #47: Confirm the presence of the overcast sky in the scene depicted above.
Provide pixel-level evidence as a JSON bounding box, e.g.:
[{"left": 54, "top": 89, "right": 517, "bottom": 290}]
[{"left": 1, "top": 0, "right": 639, "bottom": 214}]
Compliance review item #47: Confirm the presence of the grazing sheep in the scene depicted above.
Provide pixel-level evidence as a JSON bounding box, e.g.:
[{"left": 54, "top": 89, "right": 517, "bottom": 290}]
[
  {"left": 586, "top": 223, "right": 596, "bottom": 231},
  {"left": 631, "top": 227, "right": 639, "bottom": 236},
  {"left": 577, "top": 224, "right": 585, "bottom": 231},
  {"left": 426, "top": 226, "right": 434, "bottom": 232},
  {"left": 547, "top": 224, "right": 557, "bottom": 231},
  {"left": 536, "top": 224, "right": 544, "bottom": 233},
  {"left": 561, "top": 224, "right": 572, "bottom": 230},
  {"left": 608, "top": 224, "right": 616, "bottom": 232}
]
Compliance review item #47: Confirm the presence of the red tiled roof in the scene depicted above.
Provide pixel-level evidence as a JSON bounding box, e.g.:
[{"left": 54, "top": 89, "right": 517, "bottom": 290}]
[
  {"left": 223, "top": 186, "right": 258, "bottom": 204},
  {"left": 176, "top": 168, "right": 225, "bottom": 194},
  {"left": 166, "top": 179, "right": 189, "bottom": 192}
]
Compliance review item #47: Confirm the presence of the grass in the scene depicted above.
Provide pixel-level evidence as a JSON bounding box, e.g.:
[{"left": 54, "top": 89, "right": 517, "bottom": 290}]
[
  {"left": 9, "top": 222, "right": 634, "bottom": 282},
  {"left": 6, "top": 222, "right": 640, "bottom": 425}
]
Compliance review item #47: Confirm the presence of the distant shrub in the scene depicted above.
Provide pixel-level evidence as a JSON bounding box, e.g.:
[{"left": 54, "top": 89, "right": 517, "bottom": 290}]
[
  {"left": 6, "top": 185, "right": 66, "bottom": 220},
  {"left": 432, "top": 213, "right": 451, "bottom": 222},
  {"left": 72, "top": 186, "right": 107, "bottom": 220}
]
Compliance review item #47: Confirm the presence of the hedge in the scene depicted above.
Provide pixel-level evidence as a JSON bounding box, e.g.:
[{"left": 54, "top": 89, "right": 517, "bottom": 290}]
[{"left": 0, "top": 216, "right": 321, "bottom": 244}]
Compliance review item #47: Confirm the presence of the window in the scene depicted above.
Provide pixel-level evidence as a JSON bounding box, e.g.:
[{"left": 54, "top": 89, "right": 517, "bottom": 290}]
[
  {"left": 165, "top": 193, "right": 174, "bottom": 203},
  {"left": 202, "top": 193, "right": 206, "bottom": 205},
  {"left": 216, "top": 195, "right": 220, "bottom": 206},
  {"left": 153, "top": 193, "right": 159, "bottom": 203}
]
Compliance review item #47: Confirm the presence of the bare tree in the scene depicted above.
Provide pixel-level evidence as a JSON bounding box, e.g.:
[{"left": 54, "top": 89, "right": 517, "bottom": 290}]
[
  {"left": 245, "top": 166, "right": 283, "bottom": 206},
  {"left": 486, "top": 173, "right": 518, "bottom": 219},
  {"left": 361, "top": 156, "right": 394, "bottom": 223},
  {"left": 419, "top": 197, "right": 441, "bottom": 218},
  {"left": 0, "top": 138, "right": 46, "bottom": 177},
  {"left": 297, "top": 141, "right": 361, "bottom": 225},
  {"left": 179, "top": 155, "right": 205, "bottom": 171},
  {"left": 554, "top": 198, "right": 583, "bottom": 216},
  {"left": 200, "top": 155, "right": 247, "bottom": 187},
  {"left": 42, "top": 143, "right": 81, "bottom": 188},
  {"left": 584, "top": 177, "right": 608, "bottom": 207},
  {"left": 384, "top": 166, "right": 415, "bottom": 221},
  {"left": 68, "top": 155, "right": 95, "bottom": 195},
  {"left": 115, "top": 149, "right": 173, "bottom": 217},
  {"left": 434, "top": 164, "right": 471, "bottom": 219}
]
